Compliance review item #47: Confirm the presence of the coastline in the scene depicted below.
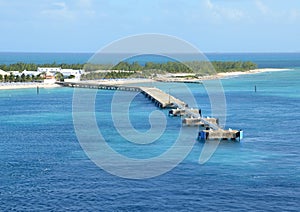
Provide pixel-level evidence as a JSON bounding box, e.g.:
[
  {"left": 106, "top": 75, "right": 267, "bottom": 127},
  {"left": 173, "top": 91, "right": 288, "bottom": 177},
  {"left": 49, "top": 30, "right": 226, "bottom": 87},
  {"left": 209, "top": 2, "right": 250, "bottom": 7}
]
[
  {"left": 215, "top": 68, "right": 292, "bottom": 79},
  {"left": 88, "top": 68, "right": 293, "bottom": 85},
  {"left": 0, "top": 68, "right": 293, "bottom": 90}
]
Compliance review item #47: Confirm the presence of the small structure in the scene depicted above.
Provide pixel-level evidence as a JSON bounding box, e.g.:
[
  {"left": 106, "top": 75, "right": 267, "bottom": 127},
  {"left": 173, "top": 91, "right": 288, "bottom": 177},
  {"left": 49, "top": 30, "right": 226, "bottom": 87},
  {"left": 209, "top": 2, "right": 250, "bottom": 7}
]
[
  {"left": 198, "top": 129, "right": 243, "bottom": 141},
  {"left": 169, "top": 108, "right": 200, "bottom": 117},
  {"left": 44, "top": 75, "right": 56, "bottom": 84},
  {"left": 60, "top": 69, "right": 82, "bottom": 82},
  {"left": 37, "top": 67, "right": 84, "bottom": 83},
  {"left": 182, "top": 117, "right": 219, "bottom": 127}
]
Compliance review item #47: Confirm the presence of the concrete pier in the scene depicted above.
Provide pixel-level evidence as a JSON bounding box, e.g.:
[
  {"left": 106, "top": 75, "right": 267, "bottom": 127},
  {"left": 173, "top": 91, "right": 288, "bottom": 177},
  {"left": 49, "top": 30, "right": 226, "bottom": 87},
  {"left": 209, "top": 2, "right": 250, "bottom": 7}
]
[
  {"left": 169, "top": 108, "right": 200, "bottom": 117},
  {"left": 57, "top": 81, "right": 187, "bottom": 109},
  {"left": 198, "top": 129, "right": 243, "bottom": 141},
  {"left": 59, "top": 81, "right": 242, "bottom": 141},
  {"left": 140, "top": 87, "right": 188, "bottom": 108},
  {"left": 182, "top": 117, "right": 219, "bottom": 127}
]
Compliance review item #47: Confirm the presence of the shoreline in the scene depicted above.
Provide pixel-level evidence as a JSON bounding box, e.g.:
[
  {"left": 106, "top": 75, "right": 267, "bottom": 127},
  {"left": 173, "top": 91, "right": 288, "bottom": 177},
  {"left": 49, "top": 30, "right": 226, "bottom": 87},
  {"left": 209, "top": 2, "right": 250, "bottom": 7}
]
[
  {"left": 87, "top": 68, "right": 293, "bottom": 85},
  {"left": 215, "top": 68, "right": 292, "bottom": 79},
  {"left": 0, "top": 68, "right": 294, "bottom": 90}
]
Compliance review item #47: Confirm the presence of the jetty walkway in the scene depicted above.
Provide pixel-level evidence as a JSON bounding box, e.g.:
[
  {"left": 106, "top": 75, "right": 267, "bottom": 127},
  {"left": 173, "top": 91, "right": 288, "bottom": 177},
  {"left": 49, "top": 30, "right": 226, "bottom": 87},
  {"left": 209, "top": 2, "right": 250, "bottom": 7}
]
[
  {"left": 57, "top": 81, "right": 187, "bottom": 108},
  {"left": 59, "top": 81, "right": 243, "bottom": 141}
]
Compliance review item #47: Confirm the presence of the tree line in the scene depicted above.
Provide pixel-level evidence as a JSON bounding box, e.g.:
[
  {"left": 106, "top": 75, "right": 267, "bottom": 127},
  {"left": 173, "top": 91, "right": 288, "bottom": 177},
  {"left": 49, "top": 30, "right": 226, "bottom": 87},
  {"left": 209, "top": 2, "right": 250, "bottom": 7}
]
[
  {"left": 82, "top": 60, "right": 257, "bottom": 79},
  {"left": 81, "top": 71, "right": 135, "bottom": 80},
  {"left": 0, "top": 61, "right": 257, "bottom": 81},
  {"left": 0, "top": 73, "right": 43, "bottom": 83},
  {"left": 110, "top": 61, "right": 257, "bottom": 74},
  {"left": 0, "top": 62, "right": 84, "bottom": 72},
  {"left": 0, "top": 61, "right": 257, "bottom": 73}
]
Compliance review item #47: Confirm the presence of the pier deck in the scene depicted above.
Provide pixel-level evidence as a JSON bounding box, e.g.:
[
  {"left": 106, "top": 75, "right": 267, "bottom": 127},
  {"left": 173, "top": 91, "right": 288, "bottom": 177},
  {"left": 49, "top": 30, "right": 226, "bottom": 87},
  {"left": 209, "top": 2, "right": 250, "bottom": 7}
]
[
  {"left": 140, "top": 87, "right": 187, "bottom": 108},
  {"left": 57, "top": 81, "right": 187, "bottom": 109},
  {"left": 59, "top": 81, "right": 242, "bottom": 141}
]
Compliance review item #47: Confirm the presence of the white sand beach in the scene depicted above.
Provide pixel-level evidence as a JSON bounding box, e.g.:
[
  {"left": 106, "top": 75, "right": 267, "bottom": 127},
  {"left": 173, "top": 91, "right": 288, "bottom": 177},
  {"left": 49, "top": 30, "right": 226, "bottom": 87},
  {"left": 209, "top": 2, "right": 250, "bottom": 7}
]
[
  {"left": 215, "top": 68, "right": 291, "bottom": 78},
  {"left": 0, "top": 68, "right": 294, "bottom": 89}
]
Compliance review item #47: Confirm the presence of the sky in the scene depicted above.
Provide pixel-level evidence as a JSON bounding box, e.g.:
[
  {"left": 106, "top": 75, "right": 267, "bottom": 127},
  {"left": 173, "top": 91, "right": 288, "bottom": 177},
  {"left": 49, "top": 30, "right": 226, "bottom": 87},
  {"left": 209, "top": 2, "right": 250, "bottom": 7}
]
[{"left": 0, "top": 0, "right": 299, "bottom": 53}]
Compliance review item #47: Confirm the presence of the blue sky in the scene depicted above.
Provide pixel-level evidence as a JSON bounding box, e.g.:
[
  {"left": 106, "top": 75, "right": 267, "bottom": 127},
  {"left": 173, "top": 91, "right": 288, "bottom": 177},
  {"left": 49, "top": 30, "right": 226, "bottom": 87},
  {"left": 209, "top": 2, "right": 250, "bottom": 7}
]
[{"left": 0, "top": 0, "right": 299, "bottom": 52}]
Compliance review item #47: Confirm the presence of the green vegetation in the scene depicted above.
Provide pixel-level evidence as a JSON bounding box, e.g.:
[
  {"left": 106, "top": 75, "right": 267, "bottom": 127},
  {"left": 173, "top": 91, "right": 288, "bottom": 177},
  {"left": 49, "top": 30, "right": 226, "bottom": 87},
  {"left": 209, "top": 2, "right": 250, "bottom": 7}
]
[
  {"left": 80, "top": 71, "right": 135, "bottom": 80},
  {"left": 0, "top": 61, "right": 257, "bottom": 81},
  {"left": 0, "top": 72, "right": 43, "bottom": 83},
  {"left": 212, "top": 61, "right": 257, "bottom": 73},
  {"left": 83, "top": 63, "right": 113, "bottom": 72},
  {"left": 111, "top": 61, "right": 190, "bottom": 73},
  {"left": 0, "top": 62, "right": 84, "bottom": 83},
  {"left": 81, "top": 60, "right": 257, "bottom": 79}
]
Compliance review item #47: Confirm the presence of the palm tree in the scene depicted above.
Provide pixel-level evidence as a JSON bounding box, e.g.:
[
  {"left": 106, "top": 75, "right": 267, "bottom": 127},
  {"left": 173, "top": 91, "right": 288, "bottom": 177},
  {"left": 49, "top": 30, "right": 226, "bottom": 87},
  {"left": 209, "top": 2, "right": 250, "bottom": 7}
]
[
  {"left": 9, "top": 73, "right": 14, "bottom": 82},
  {"left": 21, "top": 73, "right": 26, "bottom": 82},
  {"left": 55, "top": 72, "right": 64, "bottom": 81}
]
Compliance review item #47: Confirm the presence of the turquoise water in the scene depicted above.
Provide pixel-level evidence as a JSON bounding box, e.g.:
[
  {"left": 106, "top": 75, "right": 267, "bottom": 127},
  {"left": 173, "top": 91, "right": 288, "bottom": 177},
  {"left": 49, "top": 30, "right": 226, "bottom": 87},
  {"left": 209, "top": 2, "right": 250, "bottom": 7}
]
[{"left": 1, "top": 67, "right": 299, "bottom": 210}]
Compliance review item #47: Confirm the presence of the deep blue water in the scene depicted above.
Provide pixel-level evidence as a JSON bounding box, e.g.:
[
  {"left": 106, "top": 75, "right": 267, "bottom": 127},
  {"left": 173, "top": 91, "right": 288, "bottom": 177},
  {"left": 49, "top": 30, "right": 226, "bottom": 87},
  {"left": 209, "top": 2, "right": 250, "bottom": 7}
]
[
  {"left": 1, "top": 52, "right": 300, "bottom": 68},
  {"left": 0, "top": 52, "right": 92, "bottom": 65},
  {"left": 0, "top": 53, "right": 300, "bottom": 211}
]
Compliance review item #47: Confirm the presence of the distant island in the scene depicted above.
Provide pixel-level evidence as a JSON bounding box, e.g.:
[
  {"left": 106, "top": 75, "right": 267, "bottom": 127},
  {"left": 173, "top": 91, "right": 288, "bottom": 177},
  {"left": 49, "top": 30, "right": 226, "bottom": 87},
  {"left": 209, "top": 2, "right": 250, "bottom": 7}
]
[{"left": 0, "top": 61, "right": 257, "bottom": 83}]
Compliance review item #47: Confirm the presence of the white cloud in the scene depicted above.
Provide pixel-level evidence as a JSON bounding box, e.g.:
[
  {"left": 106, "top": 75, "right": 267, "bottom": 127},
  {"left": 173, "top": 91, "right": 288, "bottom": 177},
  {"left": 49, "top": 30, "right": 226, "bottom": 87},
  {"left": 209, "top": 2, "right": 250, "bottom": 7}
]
[
  {"left": 77, "top": 0, "right": 93, "bottom": 8},
  {"left": 204, "top": 0, "right": 245, "bottom": 22},
  {"left": 255, "top": 0, "right": 270, "bottom": 15},
  {"left": 53, "top": 2, "right": 66, "bottom": 9},
  {"left": 288, "top": 9, "right": 300, "bottom": 22},
  {"left": 254, "top": 0, "right": 300, "bottom": 23},
  {"left": 205, "top": 0, "right": 213, "bottom": 10},
  {"left": 76, "top": 0, "right": 96, "bottom": 16},
  {"left": 40, "top": 0, "right": 97, "bottom": 21},
  {"left": 41, "top": 1, "right": 75, "bottom": 20}
]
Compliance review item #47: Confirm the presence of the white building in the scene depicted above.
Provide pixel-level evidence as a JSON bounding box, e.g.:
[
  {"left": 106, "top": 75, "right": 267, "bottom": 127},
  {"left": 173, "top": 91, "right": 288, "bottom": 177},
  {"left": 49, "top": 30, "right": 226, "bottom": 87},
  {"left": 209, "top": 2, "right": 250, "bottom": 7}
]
[
  {"left": 60, "top": 69, "right": 84, "bottom": 82},
  {"left": 0, "top": 69, "right": 8, "bottom": 76},
  {"left": 22, "top": 70, "right": 40, "bottom": 77},
  {"left": 60, "top": 69, "right": 79, "bottom": 77},
  {"left": 36, "top": 67, "right": 84, "bottom": 83},
  {"left": 37, "top": 67, "right": 62, "bottom": 74}
]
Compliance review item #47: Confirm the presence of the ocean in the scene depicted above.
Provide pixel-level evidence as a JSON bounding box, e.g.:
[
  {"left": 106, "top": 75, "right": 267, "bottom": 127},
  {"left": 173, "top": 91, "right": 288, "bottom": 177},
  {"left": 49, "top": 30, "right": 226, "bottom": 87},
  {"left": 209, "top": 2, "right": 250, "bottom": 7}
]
[
  {"left": 1, "top": 52, "right": 300, "bottom": 68},
  {"left": 0, "top": 53, "right": 299, "bottom": 211}
]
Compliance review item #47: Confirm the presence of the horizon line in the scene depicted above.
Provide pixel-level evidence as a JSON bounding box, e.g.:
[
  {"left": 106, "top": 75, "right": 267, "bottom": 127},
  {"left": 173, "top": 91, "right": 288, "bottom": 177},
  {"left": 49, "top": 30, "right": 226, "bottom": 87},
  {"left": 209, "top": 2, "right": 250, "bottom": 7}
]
[{"left": 0, "top": 51, "right": 300, "bottom": 54}]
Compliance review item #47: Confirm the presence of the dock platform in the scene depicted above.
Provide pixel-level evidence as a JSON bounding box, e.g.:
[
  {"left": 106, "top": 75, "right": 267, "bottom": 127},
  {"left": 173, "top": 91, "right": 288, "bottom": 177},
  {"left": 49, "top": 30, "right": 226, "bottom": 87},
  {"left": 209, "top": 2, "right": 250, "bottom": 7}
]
[
  {"left": 198, "top": 129, "right": 243, "bottom": 141},
  {"left": 59, "top": 81, "right": 243, "bottom": 141},
  {"left": 182, "top": 117, "right": 219, "bottom": 127}
]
